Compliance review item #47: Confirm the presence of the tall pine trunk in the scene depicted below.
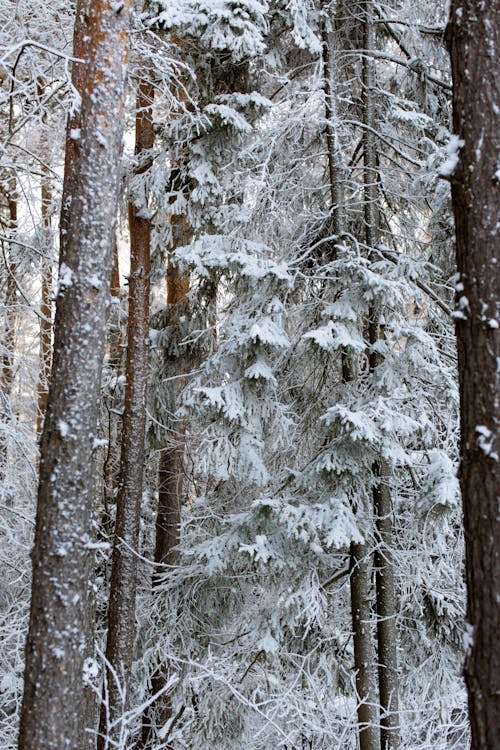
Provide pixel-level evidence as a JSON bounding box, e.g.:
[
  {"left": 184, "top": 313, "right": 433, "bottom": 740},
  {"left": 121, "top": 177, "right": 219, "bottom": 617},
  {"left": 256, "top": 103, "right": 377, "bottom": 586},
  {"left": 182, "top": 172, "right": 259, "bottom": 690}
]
[
  {"left": 98, "top": 76, "right": 154, "bottom": 749},
  {"left": 36, "top": 178, "right": 53, "bottom": 435},
  {"left": 446, "top": 3, "right": 500, "bottom": 748},
  {"left": 18, "top": 0, "right": 131, "bottom": 747},
  {"left": 0, "top": 179, "right": 17, "bottom": 479},
  {"left": 139, "top": 231, "right": 191, "bottom": 750},
  {"left": 362, "top": 4, "right": 399, "bottom": 747}
]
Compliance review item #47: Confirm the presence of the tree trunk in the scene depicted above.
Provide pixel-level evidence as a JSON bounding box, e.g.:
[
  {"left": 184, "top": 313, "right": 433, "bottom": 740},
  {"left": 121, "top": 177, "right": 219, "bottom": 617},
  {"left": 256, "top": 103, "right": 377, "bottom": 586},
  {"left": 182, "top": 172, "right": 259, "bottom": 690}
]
[
  {"left": 0, "top": 180, "right": 17, "bottom": 478},
  {"left": 350, "top": 541, "right": 380, "bottom": 750},
  {"left": 98, "top": 76, "right": 154, "bottom": 750},
  {"left": 362, "top": 3, "right": 399, "bottom": 746},
  {"left": 322, "top": 13, "right": 344, "bottom": 238},
  {"left": 18, "top": 1, "right": 131, "bottom": 747},
  {"left": 322, "top": 7, "right": 382, "bottom": 747},
  {"left": 59, "top": 0, "right": 91, "bottom": 247},
  {"left": 446, "top": 3, "right": 500, "bottom": 749},
  {"left": 36, "top": 178, "right": 53, "bottom": 435},
  {"left": 373, "top": 460, "right": 399, "bottom": 750},
  {"left": 139, "top": 238, "right": 191, "bottom": 750}
]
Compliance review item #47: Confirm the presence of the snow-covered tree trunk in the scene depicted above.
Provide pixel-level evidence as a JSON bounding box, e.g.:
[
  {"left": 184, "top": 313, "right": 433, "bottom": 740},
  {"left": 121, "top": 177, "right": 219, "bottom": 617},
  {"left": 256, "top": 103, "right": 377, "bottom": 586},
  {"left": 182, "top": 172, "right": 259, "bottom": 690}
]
[
  {"left": 446, "top": 3, "right": 500, "bottom": 748},
  {"left": 362, "top": 4, "right": 399, "bottom": 747},
  {"left": 350, "top": 540, "right": 380, "bottom": 750},
  {"left": 59, "top": 0, "right": 90, "bottom": 247},
  {"left": 373, "top": 458, "right": 399, "bottom": 750},
  {"left": 36, "top": 177, "right": 53, "bottom": 435},
  {"left": 322, "top": 10, "right": 344, "bottom": 238},
  {"left": 18, "top": 0, "right": 131, "bottom": 747},
  {"left": 0, "top": 178, "right": 17, "bottom": 478},
  {"left": 98, "top": 74, "right": 154, "bottom": 750}
]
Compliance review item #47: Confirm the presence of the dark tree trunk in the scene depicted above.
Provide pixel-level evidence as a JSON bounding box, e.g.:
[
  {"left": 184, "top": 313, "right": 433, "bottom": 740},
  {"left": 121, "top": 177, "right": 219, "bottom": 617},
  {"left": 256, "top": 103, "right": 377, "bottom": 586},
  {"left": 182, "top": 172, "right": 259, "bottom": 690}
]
[
  {"left": 446, "top": 3, "right": 500, "bottom": 749},
  {"left": 362, "top": 3, "right": 399, "bottom": 746},
  {"left": 350, "top": 541, "right": 380, "bottom": 750},
  {"left": 373, "top": 460, "right": 399, "bottom": 750},
  {"left": 98, "top": 76, "right": 154, "bottom": 749},
  {"left": 18, "top": 1, "right": 131, "bottom": 747},
  {"left": 0, "top": 180, "right": 17, "bottom": 478},
  {"left": 139, "top": 240, "right": 191, "bottom": 750},
  {"left": 36, "top": 179, "right": 53, "bottom": 435},
  {"left": 154, "top": 438, "right": 185, "bottom": 576}
]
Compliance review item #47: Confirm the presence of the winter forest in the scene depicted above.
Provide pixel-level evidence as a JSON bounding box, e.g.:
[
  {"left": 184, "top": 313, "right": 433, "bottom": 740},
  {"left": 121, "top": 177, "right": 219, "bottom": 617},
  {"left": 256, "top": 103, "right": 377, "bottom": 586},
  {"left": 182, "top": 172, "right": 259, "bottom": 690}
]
[{"left": 0, "top": 0, "right": 498, "bottom": 748}]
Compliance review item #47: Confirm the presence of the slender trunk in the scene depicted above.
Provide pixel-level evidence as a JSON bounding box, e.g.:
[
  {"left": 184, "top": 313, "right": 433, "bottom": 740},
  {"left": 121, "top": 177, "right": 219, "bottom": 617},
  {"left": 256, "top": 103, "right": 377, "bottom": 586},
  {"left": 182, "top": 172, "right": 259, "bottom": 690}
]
[
  {"left": 362, "top": 2, "right": 399, "bottom": 746},
  {"left": 350, "top": 541, "right": 380, "bottom": 750},
  {"left": 139, "top": 234, "right": 191, "bottom": 750},
  {"left": 102, "top": 239, "right": 124, "bottom": 534},
  {"left": 446, "top": 4, "right": 500, "bottom": 748},
  {"left": 322, "top": 8, "right": 381, "bottom": 746},
  {"left": 98, "top": 77, "right": 154, "bottom": 750},
  {"left": 373, "top": 460, "right": 399, "bottom": 749},
  {"left": 36, "top": 179, "right": 52, "bottom": 435},
  {"left": 154, "top": 435, "right": 184, "bottom": 577},
  {"left": 322, "top": 16, "right": 343, "bottom": 238},
  {"left": 18, "top": 1, "right": 131, "bottom": 747},
  {"left": 108, "top": 239, "right": 123, "bottom": 370},
  {"left": 0, "top": 181, "right": 17, "bottom": 478}
]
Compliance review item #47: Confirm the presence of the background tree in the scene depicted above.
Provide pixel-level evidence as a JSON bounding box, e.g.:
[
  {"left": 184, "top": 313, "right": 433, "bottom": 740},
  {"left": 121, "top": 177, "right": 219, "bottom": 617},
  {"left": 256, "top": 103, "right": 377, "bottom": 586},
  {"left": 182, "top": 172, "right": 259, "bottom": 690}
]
[{"left": 98, "top": 70, "right": 154, "bottom": 750}]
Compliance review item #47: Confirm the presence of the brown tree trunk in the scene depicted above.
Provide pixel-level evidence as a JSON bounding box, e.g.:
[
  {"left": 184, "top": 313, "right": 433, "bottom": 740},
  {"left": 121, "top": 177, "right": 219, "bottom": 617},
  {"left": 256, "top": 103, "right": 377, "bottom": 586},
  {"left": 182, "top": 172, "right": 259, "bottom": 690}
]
[
  {"left": 59, "top": 0, "right": 91, "bottom": 247},
  {"left": 98, "top": 76, "right": 154, "bottom": 749},
  {"left": 446, "top": 3, "right": 500, "bottom": 749},
  {"left": 139, "top": 233, "right": 191, "bottom": 750},
  {"left": 373, "top": 460, "right": 399, "bottom": 750},
  {"left": 18, "top": 1, "right": 131, "bottom": 747},
  {"left": 350, "top": 541, "right": 380, "bottom": 750}
]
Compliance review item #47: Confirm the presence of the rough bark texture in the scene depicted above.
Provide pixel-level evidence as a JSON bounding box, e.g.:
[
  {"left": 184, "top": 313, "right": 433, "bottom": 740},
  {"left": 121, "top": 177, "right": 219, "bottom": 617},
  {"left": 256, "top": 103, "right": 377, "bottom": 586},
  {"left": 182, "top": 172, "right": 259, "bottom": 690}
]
[
  {"left": 60, "top": 0, "right": 91, "bottom": 247},
  {"left": 350, "top": 542, "right": 380, "bottom": 750},
  {"left": 362, "top": 3, "right": 399, "bottom": 746},
  {"left": 18, "top": 1, "right": 131, "bottom": 748},
  {"left": 373, "top": 460, "right": 399, "bottom": 750},
  {"left": 98, "top": 76, "right": 154, "bottom": 750},
  {"left": 154, "top": 439, "right": 184, "bottom": 574},
  {"left": 446, "top": 3, "right": 500, "bottom": 749}
]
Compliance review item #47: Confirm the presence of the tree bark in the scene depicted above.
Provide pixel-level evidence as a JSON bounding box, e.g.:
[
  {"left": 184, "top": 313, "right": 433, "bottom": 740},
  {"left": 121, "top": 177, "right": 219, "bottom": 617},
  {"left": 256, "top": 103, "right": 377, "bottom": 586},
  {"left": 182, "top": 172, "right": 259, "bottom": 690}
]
[
  {"left": 18, "top": 1, "right": 131, "bottom": 747},
  {"left": 59, "top": 0, "right": 91, "bottom": 248},
  {"left": 36, "top": 178, "right": 53, "bottom": 435},
  {"left": 322, "top": 13, "right": 344, "bottom": 238},
  {"left": 362, "top": 3, "right": 399, "bottom": 746},
  {"left": 446, "top": 3, "right": 500, "bottom": 749},
  {"left": 98, "top": 76, "right": 154, "bottom": 750},
  {"left": 373, "top": 460, "right": 399, "bottom": 750},
  {"left": 350, "top": 541, "right": 380, "bottom": 750},
  {"left": 139, "top": 234, "right": 191, "bottom": 750},
  {"left": 0, "top": 180, "right": 17, "bottom": 478}
]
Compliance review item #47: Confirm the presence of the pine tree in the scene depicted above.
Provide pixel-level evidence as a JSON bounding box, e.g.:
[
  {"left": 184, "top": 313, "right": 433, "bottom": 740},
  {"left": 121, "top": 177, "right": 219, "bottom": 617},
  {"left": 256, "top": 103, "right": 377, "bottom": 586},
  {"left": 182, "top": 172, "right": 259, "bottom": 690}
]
[
  {"left": 18, "top": 0, "right": 132, "bottom": 746},
  {"left": 446, "top": 2, "right": 500, "bottom": 747}
]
